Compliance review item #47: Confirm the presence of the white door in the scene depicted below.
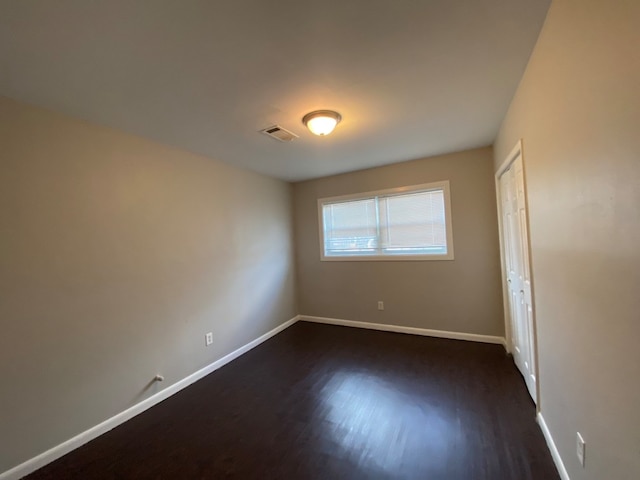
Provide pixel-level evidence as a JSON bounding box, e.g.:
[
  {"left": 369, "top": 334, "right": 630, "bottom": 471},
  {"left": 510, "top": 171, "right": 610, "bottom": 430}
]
[{"left": 498, "top": 146, "right": 537, "bottom": 403}]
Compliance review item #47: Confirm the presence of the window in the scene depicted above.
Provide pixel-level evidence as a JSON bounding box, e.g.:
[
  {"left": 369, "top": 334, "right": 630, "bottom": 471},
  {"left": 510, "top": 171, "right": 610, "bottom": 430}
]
[{"left": 318, "top": 181, "right": 454, "bottom": 261}]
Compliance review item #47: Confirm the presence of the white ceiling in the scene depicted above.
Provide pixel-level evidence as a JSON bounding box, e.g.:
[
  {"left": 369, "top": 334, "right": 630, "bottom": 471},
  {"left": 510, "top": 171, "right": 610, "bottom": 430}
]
[{"left": 0, "top": 0, "right": 550, "bottom": 181}]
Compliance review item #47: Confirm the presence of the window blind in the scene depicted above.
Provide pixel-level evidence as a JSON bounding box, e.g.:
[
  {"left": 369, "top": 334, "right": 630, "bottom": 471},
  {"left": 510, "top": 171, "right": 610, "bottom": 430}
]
[
  {"left": 321, "top": 186, "right": 450, "bottom": 258},
  {"left": 323, "top": 198, "right": 378, "bottom": 254}
]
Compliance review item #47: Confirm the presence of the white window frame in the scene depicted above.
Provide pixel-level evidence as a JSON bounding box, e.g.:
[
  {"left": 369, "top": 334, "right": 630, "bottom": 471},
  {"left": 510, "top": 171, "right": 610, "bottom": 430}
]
[{"left": 317, "top": 180, "right": 455, "bottom": 262}]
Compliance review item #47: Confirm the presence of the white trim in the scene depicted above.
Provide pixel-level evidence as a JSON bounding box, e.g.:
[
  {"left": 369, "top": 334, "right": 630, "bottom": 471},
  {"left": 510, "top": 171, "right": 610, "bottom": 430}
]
[
  {"left": 300, "top": 315, "right": 506, "bottom": 347},
  {"left": 318, "top": 253, "right": 453, "bottom": 262},
  {"left": 494, "top": 167, "right": 512, "bottom": 354},
  {"left": 0, "top": 315, "right": 301, "bottom": 480},
  {"left": 317, "top": 180, "right": 455, "bottom": 262},
  {"left": 318, "top": 181, "right": 450, "bottom": 204},
  {"left": 537, "top": 413, "right": 570, "bottom": 480},
  {"left": 496, "top": 139, "right": 523, "bottom": 177}
]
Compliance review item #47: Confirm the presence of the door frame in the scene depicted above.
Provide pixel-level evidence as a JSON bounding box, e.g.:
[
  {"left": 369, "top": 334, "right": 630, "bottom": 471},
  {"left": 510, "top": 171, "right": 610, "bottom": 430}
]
[{"left": 495, "top": 139, "right": 540, "bottom": 406}]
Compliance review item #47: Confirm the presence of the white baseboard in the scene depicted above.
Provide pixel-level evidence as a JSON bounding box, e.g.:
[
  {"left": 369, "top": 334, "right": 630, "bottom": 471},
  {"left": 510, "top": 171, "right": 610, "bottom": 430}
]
[
  {"left": 299, "top": 315, "right": 506, "bottom": 347},
  {"left": 537, "top": 413, "right": 570, "bottom": 480},
  {"left": 0, "top": 315, "right": 300, "bottom": 480}
]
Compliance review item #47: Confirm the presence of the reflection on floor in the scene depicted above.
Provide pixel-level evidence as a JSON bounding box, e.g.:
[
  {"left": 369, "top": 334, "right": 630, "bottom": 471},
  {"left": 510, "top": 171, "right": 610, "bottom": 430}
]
[
  {"left": 321, "top": 370, "right": 456, "bottom": 475},
  {"left": 26, "top": 321, "right": 559, "bottom": 480}
]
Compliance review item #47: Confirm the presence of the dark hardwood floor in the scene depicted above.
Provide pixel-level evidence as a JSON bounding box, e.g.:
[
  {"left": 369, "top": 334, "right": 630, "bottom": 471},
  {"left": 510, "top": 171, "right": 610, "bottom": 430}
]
[{"left": 26, "top": 322, "right": 559, "bottom": 480}]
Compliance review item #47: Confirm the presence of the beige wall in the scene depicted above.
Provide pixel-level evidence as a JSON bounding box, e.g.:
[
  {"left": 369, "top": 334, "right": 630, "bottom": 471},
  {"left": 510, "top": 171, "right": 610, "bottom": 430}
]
[
  {"left": 494, "top": 1, "right": 640, "bottom": 478},
  {"left": 293, "top": 147, "right": 504, "bottom": 337},
  {"left": 0, "top": 96, "right": 297, "bottom": 473}
]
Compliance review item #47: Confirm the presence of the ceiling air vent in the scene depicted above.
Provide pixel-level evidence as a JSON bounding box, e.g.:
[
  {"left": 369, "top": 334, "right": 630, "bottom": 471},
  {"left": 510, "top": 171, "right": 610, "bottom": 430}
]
[{"left": 260, "top": 125, "right": 299, "bottom": 142}]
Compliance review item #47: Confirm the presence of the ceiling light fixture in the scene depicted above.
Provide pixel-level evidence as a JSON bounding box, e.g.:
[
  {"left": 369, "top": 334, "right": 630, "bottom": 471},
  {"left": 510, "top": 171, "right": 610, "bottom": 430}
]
[{"left": 302, "top": 110, "right": 342, "bottom": 136}]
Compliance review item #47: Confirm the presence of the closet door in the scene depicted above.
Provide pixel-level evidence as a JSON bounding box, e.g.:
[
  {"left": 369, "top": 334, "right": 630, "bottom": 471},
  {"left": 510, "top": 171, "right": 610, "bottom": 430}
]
[{"left": 498, "top": 150, "right": 537, "bottom": 403}]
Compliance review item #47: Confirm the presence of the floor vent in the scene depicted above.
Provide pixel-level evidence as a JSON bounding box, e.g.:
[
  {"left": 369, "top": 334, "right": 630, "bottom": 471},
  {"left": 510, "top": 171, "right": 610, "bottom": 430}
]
[{"left": 260, "top": 125, "right": 299, "bottom": 142}]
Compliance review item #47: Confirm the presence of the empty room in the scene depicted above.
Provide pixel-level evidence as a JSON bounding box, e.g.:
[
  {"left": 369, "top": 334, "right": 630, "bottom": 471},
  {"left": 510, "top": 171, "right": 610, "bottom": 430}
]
[{"left": 1, "top": 1, "right": 638, "bottom": 479}]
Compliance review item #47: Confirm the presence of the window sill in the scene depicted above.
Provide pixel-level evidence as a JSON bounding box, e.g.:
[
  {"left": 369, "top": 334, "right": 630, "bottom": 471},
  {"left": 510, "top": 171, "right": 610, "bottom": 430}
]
[{"left": 320, "top": 253, "right": 454, "bottom": 262}]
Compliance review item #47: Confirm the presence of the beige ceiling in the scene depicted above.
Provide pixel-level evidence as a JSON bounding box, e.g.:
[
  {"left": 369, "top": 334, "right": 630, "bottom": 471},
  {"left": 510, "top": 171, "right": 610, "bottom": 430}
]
[{"left": 0, "top": 0, "right": 550, "bottom": 181}]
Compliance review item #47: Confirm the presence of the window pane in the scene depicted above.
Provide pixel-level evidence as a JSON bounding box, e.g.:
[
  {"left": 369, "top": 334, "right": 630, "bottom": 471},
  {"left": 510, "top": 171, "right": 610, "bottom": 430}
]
[
  {"left": 379, "top": 190, "right": 447, "bottom": 254},
  {"left": 319, "top": 182, "right": 453, "bottom": 261},
  {"left": 323, "top": 199, "right": 378, "bottom": 255}
]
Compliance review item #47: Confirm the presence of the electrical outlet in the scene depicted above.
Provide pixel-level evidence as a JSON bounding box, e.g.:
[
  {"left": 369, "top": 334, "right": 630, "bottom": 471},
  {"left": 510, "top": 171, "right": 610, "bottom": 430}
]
[
  {"left": 205, "top": 332, "right": 213, "bottom": 346},
  {"left": 377, "top": 301, "right": 384, "bottom": 311},
  {"left": 576, "top": 432, "right": 585, "bottom": 467}
]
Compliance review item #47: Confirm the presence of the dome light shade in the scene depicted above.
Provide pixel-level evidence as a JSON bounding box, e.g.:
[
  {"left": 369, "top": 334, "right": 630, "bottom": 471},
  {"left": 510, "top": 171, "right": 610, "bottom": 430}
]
[{"left": 302, "top": 110, "right": 342, "bottom": 136}]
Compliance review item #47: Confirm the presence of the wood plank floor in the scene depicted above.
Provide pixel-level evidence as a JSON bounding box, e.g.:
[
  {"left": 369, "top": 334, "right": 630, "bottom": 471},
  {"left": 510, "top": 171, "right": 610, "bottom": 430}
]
[{"left": 26, "top": 322, "right": 559, "bottom": 480}]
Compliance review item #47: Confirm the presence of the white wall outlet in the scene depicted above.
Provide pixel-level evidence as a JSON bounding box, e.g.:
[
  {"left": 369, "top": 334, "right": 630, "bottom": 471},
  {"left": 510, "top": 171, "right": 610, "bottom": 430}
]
[
  {"left": 576, "top": 432, "right": 586, "bottom": 467},
  {"left": 377, "top": 301, "right": 384, "bottom": 311},
  {"left": 205, "top": 332, "right": 213, "bottom": 346}
]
